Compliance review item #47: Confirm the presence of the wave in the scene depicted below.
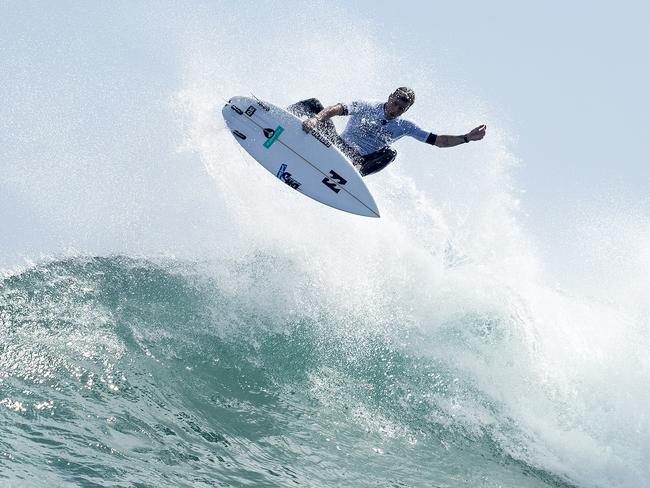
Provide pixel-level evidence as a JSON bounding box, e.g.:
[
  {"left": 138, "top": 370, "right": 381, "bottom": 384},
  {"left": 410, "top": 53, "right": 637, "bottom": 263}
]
[{"left": 2, "top": 255, "right": 646, "bottom": 487}]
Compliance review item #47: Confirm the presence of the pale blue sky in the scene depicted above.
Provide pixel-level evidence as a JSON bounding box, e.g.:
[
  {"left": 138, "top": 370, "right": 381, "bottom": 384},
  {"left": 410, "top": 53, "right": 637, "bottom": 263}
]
[
  {"left": 337, "top": 0, "right": 649, "bottom": 289},
  {"left": 1, "top": 0, "right": 647, "bottom": 287},
  {"left": 352, "top": 0, "right": 648, "bottom": 218}
]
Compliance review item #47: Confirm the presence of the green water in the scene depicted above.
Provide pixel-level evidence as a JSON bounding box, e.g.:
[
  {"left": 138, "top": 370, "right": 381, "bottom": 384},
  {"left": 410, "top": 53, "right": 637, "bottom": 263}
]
[{"left": 0, "top": 256, "right": 579, "bottom": 487}]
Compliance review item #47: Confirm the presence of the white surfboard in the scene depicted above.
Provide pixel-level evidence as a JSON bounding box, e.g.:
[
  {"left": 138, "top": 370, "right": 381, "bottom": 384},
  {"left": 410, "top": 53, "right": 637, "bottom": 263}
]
[{"left": 221, "top": 96, "right": 380, "bottom": 218}]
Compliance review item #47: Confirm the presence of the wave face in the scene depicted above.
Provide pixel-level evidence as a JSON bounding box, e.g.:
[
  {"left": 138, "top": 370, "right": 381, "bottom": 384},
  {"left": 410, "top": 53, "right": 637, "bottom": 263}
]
[
  {"left": 1, "top": 2, "right": 649, "bottom": 487},
  {"left": 0, "top": 256, "right": 577, "bottom": 487},
  {"left": 2, "top": 254, "right": 648, "bottom": 488}
]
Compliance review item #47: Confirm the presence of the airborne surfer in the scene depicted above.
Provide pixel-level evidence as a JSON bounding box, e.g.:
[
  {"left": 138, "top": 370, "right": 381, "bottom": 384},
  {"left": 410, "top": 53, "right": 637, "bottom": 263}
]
[{"left": 288, "top": 87, "right": 487, "bottom": 176}]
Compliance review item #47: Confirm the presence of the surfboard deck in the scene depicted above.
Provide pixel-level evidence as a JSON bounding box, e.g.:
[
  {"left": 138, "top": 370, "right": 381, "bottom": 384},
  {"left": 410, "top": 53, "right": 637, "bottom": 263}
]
[{"left": 221, "top": 96, "right": 380, "bottom": 218}]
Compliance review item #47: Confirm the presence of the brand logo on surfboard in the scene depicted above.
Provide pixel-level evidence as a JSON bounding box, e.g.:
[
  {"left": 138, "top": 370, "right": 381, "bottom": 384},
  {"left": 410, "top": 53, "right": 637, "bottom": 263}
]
[
  {"left": 276, "top": 163, "right": 301, "bottom": 189},
  {"left": 263, "top": 126, "right": 284, "bottom": 148},
  {"left": 255, "top": 100, "right": 270, "bottom": 112},
  {"left": 322, "top": 170, "right": 347, "bottom": 193},
  {"left": 310, "top": 130, "right": 332, "bottom": 148},
  {"left": 245, "top": 105, "right": 256, "bottom": 116}
]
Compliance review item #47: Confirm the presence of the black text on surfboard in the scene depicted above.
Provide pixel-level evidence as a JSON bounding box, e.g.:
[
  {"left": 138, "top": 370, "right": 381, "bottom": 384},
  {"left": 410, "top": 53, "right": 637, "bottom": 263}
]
[
  {"left": 310, "top": 130, "right": 332, "bottom": 148},
  {"left": 276, "top": 164, "right": 301, "bottom": 189},
  {"left": 322, "top": 170, "right": 347, "bottom": 193}
]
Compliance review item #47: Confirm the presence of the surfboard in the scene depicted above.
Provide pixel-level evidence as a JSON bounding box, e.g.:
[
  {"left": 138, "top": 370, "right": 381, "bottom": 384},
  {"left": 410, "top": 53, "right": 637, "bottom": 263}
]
[{"left": 221, "top": 96, "right": 380, "bottom": 218}]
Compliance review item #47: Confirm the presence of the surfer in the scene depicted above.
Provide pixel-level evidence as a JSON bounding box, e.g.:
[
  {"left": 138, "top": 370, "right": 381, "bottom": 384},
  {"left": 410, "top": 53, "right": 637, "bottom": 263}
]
[{"left": 288, "top": 87, "right": 486, "bottom": 176}]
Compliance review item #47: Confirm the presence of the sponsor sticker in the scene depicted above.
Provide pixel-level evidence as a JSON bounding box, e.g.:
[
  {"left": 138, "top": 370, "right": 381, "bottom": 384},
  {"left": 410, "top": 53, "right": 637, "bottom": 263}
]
[
  {"left": 256, "top": 100, "right": 271, "bottom": 111},
  {"left": 310, "top": 130, "right": 332, "bottom": 148},
  {"left": 263, "top": 125, "right": 284, "bottom": 148},
  {"left": 276, "top": 163, "right": 301, "bottom": 189},
  {"left": 245, "top": 105, "right": 256, "bottom": 116},
  {"left": 322, "top": 170, "right": 347, "bottom": 194}
]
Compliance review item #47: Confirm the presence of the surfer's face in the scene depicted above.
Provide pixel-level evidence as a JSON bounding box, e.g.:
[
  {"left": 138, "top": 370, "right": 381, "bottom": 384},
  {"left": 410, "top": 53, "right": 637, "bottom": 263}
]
[{"left": 384, "top": 94, "right": 412, "bottom": 119}]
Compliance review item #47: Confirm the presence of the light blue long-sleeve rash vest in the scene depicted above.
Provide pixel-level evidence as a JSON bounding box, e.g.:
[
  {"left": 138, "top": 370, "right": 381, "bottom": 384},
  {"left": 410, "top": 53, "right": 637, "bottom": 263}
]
[{"left": 340, "top": 100, "right": 432, "bottom": 155}]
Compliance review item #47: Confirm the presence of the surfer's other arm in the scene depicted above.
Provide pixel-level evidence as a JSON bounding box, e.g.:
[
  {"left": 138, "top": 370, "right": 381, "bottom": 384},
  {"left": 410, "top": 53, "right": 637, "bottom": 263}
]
[
  {"left": 302, "top": 104, "right": 347, "bottom": 133},
  {"left": 431, "top": 125, "right": 487, "bottom": 147}
]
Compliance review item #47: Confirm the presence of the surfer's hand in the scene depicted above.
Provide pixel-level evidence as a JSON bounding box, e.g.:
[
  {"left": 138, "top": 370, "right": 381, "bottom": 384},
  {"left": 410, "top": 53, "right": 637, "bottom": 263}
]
[
  {"left": 467, "top": 124, "right": 487, "bottom": 141},
  {"left": 302, "top": 116, "right": 319, "bottom": 133}
]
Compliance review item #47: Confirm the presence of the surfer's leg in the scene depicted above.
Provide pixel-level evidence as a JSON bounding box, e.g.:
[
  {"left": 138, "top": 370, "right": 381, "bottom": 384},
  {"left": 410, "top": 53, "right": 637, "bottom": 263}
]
[
  {"left": 286, "top": 99, "right": 385, "bottom": 174},
  {"left": 357, "top": 147, "right": 397, "bottom": 176},
  {"left": 288, "top": 98, "right": 348, "bottom": 152},
  {"left": 287, "top": 98, "right": 324, "bottom": 117},
  {"left": 331, "top": 138, "right": 363, "bottom": 165}
]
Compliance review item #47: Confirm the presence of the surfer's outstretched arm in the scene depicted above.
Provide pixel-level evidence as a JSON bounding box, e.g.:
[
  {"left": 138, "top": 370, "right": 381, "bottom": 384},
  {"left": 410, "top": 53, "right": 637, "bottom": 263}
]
[
  {"left": 433, "top": 125, "right": 487, "bottom": 147},
  {"left": 302, "top": 104, "right": 347, "bottom": 133}
]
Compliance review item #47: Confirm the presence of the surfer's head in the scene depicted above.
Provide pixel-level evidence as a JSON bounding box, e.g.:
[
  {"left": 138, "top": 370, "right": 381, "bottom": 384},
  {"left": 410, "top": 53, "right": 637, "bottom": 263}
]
[{"left": 385, "top": 87, "right": 415, "bottom": 119}]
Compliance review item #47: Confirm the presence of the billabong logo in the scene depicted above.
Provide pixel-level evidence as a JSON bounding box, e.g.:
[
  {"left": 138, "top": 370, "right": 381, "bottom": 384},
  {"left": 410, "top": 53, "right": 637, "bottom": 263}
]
[
  {"left": 322, "top": 170, "right": 347, "bottom": 193},
  {"left": 276, "top": 163, "right": 301, "bottom": 189},
  {"left": 263, "top": 126, "right": 284, "bottom": 148}
]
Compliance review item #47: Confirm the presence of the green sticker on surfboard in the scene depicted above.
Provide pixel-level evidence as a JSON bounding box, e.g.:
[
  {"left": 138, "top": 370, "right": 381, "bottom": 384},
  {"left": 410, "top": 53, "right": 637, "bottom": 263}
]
[{"left": 263, "top": 126, "right": 284, "bottom": 148}]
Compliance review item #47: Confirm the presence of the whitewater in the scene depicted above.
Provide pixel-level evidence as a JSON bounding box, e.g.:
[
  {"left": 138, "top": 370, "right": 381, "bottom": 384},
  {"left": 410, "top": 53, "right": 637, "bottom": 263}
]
[{"left": 1, "top": 3, "right": 649, "bottom": 487}]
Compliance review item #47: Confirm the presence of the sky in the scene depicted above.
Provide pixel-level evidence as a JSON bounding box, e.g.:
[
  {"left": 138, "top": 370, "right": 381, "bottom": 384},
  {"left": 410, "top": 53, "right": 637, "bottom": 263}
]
[
  {"left": 1, "top": 0, "right": 647, "bottom": 294},
  {"left": 338, "top": 0, "right": 649, "bottom": 290},
  {"left": 352, "top": 0, "right": 648, "bottom": 224}
]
